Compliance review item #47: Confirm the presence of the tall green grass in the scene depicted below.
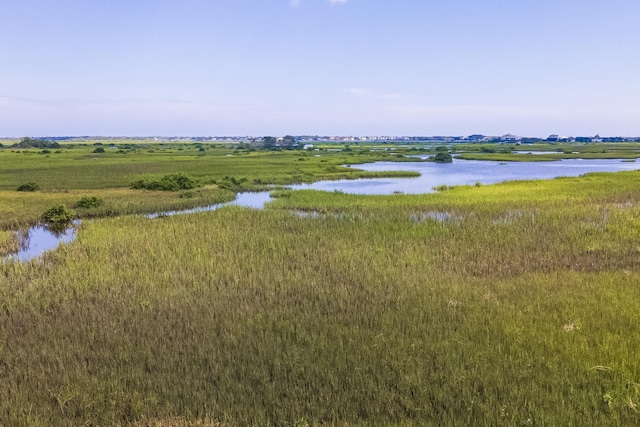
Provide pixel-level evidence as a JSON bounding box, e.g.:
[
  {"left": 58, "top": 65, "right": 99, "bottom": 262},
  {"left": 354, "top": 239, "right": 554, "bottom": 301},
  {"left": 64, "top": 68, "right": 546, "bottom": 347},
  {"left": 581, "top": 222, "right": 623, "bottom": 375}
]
[
  {"left": 2, "top": 170, "right": 640, "bottom": 425},
  {"left": 0, "top": 145, "right": 417, "bottom": 192},
  {"left": 0, "top": 187, "right": 236, "bottom": 231}
]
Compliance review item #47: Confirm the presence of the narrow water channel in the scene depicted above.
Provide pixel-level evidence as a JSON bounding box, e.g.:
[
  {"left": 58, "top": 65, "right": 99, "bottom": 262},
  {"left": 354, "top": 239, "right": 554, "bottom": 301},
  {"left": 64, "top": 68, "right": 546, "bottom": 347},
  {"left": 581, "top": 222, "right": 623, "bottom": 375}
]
[
  {"left": 5, "top": 158, "right": 638, "bottom": 263},
  {"left": 3, "top": 192, "right": 273, "bottom": 263},
  {"left": 5, "top": 221, "right": 80, "bottom": 263}
]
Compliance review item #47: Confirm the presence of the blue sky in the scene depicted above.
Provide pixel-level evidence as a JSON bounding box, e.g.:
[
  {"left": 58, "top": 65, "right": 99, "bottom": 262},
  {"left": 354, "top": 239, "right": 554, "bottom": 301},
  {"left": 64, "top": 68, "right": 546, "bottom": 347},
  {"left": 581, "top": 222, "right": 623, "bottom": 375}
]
[{"left": 2, "top": 0, "right": 639, "bottom": 137}]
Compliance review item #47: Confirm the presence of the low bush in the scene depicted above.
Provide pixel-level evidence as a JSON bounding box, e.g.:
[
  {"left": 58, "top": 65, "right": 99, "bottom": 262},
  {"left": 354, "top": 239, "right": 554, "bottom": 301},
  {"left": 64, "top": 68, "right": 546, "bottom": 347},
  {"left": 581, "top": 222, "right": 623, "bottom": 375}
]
[
  {"left": 41, "top": 204, "right": 76, "bottom": 224},
  {"left": 76, "top": 196, "right": 104, "bottom": 208},
  {"left": 131, "top": 173, "right": 200, "bottom": 192},
  {"left": 433, "top": 152, "right": 453, "bottom": 163},
  {"left": 16, "top": 182, "right": 39, "bottom": 192}
]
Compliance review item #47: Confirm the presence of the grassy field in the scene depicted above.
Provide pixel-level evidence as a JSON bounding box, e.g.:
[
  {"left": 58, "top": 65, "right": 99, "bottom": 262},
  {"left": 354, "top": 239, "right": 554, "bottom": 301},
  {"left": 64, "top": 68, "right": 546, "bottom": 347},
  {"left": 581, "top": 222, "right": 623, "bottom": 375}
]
[
  {"left": 0, "top": 143, "right": 417, "bottom": 235},
  {"left": 455, "top": 142, "right": 640, "bottom": 162},
  {"left": 0, "top": 143, "right": 417, "bottom": 192},
  {"left": 1, "top": 143, "right": 640, "bottom": 426}
]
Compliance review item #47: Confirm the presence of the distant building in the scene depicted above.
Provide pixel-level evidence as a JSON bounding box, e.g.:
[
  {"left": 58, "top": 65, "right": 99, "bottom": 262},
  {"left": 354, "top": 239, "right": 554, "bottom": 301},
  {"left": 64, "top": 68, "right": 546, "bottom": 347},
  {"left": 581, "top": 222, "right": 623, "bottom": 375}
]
[
  {"left": 465, "top": 134, "right": 485, "bottom": 142},
  {"left": 500, "top": 134, "right": 520, "bottom": 143}
]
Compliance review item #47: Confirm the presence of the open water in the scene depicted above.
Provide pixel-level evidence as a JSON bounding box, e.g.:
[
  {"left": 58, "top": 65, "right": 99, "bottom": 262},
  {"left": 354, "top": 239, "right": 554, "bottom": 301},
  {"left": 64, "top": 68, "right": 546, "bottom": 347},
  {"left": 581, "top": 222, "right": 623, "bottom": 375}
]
[{"left": 6, "top": 158, "right": 638, "bottom": 262}]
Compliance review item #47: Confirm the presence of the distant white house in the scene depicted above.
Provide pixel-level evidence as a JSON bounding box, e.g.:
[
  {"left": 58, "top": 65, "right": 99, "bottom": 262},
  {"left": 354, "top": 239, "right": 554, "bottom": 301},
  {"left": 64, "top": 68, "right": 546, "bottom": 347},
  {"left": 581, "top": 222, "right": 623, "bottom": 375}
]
[{"left": 500, "top": 134, "right": 520, "bottom": 142}]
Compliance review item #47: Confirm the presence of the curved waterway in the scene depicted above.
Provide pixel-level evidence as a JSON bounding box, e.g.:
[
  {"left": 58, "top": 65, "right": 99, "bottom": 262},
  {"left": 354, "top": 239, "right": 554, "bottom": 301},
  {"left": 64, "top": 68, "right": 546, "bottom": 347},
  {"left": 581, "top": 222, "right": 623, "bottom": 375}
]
[
  {"left": 5, "top": 221, "right": 80, "bottom": 263},
  {"left": 292, "top": 158, "right": 639, "bottom": 194},
  {"left": 5, "top": 158, "right": 638, "bottom": 262},
  {"left": 3, "top": 193, "right": 272, "bottom": 263}
]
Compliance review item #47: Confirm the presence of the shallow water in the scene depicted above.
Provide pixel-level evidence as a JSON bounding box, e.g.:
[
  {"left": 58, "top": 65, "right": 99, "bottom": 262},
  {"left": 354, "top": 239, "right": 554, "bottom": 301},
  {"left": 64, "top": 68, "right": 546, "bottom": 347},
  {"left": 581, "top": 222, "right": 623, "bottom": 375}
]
[
  {"left": 147, "top": 191, "right": 272, "bottom": 218},
  {"left": 6, "top": 158, "right": 638, "bottom": 262},
  {"left": 512, "top": 151, "right": 564, "bottom": 155},
  {"left": 5, "top": 221, "right": 79, "bottom": 263},
  {"left": 290, "top": 158, "right": 638, "bottom": 195}
]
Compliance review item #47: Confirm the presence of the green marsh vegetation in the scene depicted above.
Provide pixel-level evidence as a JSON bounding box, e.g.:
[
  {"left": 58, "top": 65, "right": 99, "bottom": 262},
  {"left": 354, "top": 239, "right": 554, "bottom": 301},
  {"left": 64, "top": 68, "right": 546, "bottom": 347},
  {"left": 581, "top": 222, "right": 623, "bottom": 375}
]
[
  {"left": 0, "top": 142, "right": 418, "bottom": 192},
  {"left": 1, "top": 141, "right": 640, "bottom": 425},
  {"left": 0, "top": 143, "right": 416, "bottom": 233},
  {"left": 457, "top": 142, "right": 640, "bottom": 162}
]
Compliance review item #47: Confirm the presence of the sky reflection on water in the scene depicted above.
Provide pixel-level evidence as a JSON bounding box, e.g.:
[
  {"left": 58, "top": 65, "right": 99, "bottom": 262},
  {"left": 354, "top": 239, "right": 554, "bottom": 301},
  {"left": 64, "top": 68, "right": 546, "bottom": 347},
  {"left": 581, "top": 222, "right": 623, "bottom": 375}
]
[
  {"left": 291, "top": 158, "right": 638, "bottom": 195},
  {"left": 6, "top": 158, "right": 638, "bottom": 262}
]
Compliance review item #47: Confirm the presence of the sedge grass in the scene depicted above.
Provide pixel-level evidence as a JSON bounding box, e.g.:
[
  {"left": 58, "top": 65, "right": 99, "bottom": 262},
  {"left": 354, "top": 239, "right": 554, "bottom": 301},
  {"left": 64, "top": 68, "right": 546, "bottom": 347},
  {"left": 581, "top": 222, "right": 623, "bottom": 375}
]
[
  {"left": 2, "top": 145, "right": 640, "bottom": 425},
  {"left": 0, "top": 187, "right": 236, "bottom": 232},
  {"left": 2, "top": 171, "right": 640, "bottom": 425}
]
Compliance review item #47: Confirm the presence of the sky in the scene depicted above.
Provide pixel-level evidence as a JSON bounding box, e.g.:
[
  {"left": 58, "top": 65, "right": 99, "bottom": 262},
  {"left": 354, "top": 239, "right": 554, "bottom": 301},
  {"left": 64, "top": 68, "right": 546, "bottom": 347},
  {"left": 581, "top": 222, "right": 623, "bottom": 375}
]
[{"left": 1, "top": 0, "right": 639, "bottom": 137}]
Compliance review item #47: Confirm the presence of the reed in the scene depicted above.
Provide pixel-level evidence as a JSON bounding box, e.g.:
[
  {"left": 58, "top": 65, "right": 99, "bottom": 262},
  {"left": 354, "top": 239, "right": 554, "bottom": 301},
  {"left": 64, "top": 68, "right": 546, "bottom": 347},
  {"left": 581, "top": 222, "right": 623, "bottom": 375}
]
[
  {"left": 2, "top": 144, "right": 640, "bottom": 425},
  {"left": 2, "top": 169, "right": 640, "bottom": 425}
]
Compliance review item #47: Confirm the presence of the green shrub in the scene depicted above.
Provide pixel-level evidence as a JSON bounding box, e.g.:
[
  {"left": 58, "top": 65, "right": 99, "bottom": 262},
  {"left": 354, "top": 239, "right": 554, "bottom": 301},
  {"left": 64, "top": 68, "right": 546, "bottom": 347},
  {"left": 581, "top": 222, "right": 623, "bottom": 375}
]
[
  {"left": 216, "top": 176, "right": 247, "bottom": 190},
  {"left": 131, "top": 173, "right": 200, "bottom": 192},
  {"left": 41, "top": 204, "right": 76, "bottom": 224},
  {"left": 76, "top": 196, "right": 104, "bottom": 208},
  {"left": 93, "top": 147, "right": 105, "bottom": 153},
  {"left": 16, "top": 182, "right": 39, "bottom": 192},
  {"left": 433, "top": 152, "right": 453, "bottom": 163}
]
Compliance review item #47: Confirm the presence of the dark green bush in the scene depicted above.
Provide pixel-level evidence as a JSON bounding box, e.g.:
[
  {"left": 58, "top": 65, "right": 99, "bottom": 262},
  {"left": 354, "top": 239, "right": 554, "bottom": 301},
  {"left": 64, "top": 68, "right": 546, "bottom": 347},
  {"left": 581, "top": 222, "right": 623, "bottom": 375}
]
[
  {"left": 16, "top": 182, "right": 39, "bottom": 192},
  {"left": 13, "top": 137, "right": 60, "bottom": 149},
  {"left": 131, "top": 173, "right": 200, "bottom": 192},
  {"left": 93, "top": 147, "right": 105, "bottom": 153},
  {"left": 42, "top": 204, "right": 76, "bottom": 224},
  {"left": 433, "top": 152, "right": 453, "bottom": 163},
  {"left": 76, "top": 196, "right": 104, "bottom": 208}
]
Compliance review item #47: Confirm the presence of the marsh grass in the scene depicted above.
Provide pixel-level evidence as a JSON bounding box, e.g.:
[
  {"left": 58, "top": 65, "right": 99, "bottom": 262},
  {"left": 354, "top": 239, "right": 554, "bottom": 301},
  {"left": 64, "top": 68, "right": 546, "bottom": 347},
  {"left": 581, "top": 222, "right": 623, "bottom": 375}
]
[
  {"left": 2, "top": 170, "right": 640, "bottom": 425},
  {"left": 3, "top": 145, "right": 640, "bottom": 425},
  {"left": 0, "top": 145, "right": 418, "bottom": 192},
  {"left": 0, "top": 187, "right": 236, "bottom": 230},
  {"left": 0, "top": 229, "right": 19, "bottom": 255}
]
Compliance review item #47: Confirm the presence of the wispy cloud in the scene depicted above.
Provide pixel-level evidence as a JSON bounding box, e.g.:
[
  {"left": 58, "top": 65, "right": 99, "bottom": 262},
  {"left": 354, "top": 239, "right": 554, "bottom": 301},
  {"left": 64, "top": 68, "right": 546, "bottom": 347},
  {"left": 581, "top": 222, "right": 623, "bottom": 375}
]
[
  {"left": 329, "top": 0, "right": 348, "bottom": 4},
  {"left": 289, "top": 0, "right": 300, "bottom": 7}
]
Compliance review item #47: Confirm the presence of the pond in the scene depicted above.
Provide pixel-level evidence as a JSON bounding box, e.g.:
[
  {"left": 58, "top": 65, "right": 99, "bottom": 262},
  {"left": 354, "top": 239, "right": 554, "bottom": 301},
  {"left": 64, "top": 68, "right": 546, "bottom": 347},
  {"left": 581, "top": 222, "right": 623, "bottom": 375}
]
[
  {"left": 5, "top": 158, "right": 639, "bottom": 262},
  {"left": 147, "top": 191, "right": 273, "bottom": 218},
  {"left": 3, "top": 193, "right": 273, "bottom": 263},
  {"left": 290, "top": 158, "right": 639, "bottom": 195},
  {"left": 5, "top": 221, "right": 80, "bottom": 263}
]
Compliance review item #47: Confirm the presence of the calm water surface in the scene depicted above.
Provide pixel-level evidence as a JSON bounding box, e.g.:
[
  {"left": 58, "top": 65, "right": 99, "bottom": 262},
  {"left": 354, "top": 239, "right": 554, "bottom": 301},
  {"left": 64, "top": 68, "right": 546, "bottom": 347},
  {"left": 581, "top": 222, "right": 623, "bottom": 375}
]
[
  {"left": 147, "top": 191, "right": 273, "bottom": 218},
  {"left": 291, "top": 158, "right": 639, "bottom": 194},
  {"left": 5, "top": 221, "right": 79, "bottom": 263},
  {"left": 6, "top": 158, "right": 639, "bottom": 262}
]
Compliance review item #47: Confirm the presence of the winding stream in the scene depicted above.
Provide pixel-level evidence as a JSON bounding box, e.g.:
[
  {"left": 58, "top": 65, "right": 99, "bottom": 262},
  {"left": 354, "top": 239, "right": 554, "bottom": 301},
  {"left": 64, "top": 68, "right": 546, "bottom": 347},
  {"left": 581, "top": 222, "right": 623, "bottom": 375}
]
[{"left": 5, "top": 158, "right": 638, "bottom": 262}]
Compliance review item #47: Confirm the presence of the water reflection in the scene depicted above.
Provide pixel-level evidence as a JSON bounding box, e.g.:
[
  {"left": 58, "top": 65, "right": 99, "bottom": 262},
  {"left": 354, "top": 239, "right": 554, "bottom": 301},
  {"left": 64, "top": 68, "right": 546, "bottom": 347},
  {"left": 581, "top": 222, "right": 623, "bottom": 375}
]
[
  {"left": 5, "top": 221, "right": 79, "bottom": 263},
  {"left": 147, "top": 191, "right": 272, "bottom": 218},
  {"left": 5, "top": 158, "right": 639, "bottom": 262},
  {"left": 3, "top": 193, "right": 274, "bottom": 263},
  {"left": 291, "top": 158, "right": 638, "bottom": 195}
]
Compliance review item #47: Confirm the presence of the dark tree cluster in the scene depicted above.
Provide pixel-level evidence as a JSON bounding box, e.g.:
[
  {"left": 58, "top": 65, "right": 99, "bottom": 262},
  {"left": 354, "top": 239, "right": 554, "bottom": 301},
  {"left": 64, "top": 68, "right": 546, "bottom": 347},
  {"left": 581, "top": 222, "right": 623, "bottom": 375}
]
[
  {"left": 260, "top": 135, "right": 302, "bottom": 150},
  {"left": 13, "top": 137, "right": 61, "bottom": 149}
]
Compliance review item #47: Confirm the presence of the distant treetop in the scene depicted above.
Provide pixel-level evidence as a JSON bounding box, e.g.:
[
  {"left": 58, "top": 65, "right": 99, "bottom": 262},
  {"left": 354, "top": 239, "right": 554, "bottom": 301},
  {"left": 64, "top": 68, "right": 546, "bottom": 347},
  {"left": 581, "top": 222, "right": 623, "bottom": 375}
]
[{"left": 13, "top": 137, "right": 60, "bottom": 149}]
